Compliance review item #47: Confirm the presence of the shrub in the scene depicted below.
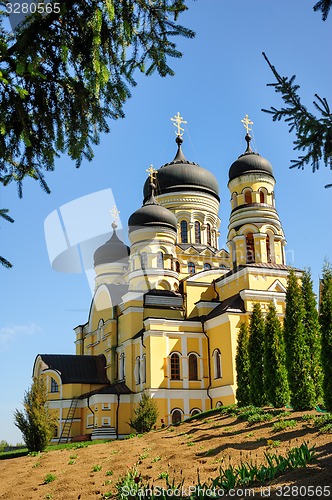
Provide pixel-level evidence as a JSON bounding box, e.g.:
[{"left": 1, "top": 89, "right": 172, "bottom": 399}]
[
  {"left": 129, "top": 392, "right": 158, "bottom": 434},
  {"left": 14, "top": 376, "right": 57, "bottom": 452}
]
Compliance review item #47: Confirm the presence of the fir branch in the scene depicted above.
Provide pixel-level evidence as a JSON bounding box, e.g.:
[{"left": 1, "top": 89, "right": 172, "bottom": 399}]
[
  {"left": 262, "top": 52, "right": 332, "bottom": 178},
  {"left": 313, "top": 0, "right": 332, "bottom": 20}
]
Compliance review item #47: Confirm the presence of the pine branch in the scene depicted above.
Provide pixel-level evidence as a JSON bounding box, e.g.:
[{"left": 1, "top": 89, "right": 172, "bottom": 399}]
[
  {"left": 313, "top": 0, "right": 332, "bottom": 20},
  {"left": 262, "top": 52, "right": 332, "bottom": 177}
]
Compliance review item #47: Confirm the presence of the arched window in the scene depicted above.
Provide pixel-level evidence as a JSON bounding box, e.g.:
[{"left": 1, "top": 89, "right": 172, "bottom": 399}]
[
  {"left": 194, "top": 221, "right": 201, "bottom": 244},
  {"left": 188, "top": 353, "right": 198, "bottom": 380},
  {"left": 175, "top": 261, "right": 181, "bottom": 273},
  {"left": 119, "top": 353, "right": 125, "bottom": 380},
  {"left": 215, "top": 401, "right": 223, "bottom": 408},
  {"left": 156, "top": 251, "right": 164, "bottom": 269},
  {"left": 170, "top": 353, "right": 180, "bottom": 380},
  {"left": 171, "top": 409, "right": 182, "bottom": 425},
  {"left": 204, "top": 263, "right": 211, "bottom": 270},
  {"left": 232, "top": 192, "right": 238, "bottom": 208},
  {"left": 180, "top": 220, "right": 188, "bottom": 243},
  {"left": 266, "top": 235, "right": 272, "bottom": 263},
  {"left": 141, "top": 252, "right": 148, "bottom": 270},
  {"left": 260, "top": 190, "right": 266, "bottom": 204},
  {"left": 213, "top": 349, "right": 222, "bottom": 379},
  {"left": 51, "top": 377, "right": 59, "bottom": 393},
  {"left": 244, "top": 190, "right": 252, "bottom": 204},
  {"left": 207, "top": 224, "right": 212, "bottom": 246},
  {"left": 135, "top": 356, "right": 141, "bottom": 384},
  {"left": 141, "top": 355, "right": 146, "bottom": 384},
  {"left": 246, "top": 233, "right": 255, "bottom": 263},
  {"left": 188, "top": 262, "right": 195, "bottom": 275},
  {"left": 190, "top": 408, "right": 201, "bottom": 417}
]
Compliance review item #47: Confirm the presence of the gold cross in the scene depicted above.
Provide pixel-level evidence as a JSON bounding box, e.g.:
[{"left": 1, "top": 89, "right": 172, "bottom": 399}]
[
  {"left": 241, "top": 114, "right": 253, "bottom": 134},
  {"left": 146, "top": 164, "right": 157, "bottom": 181},
  {"left": 110, "top": 205, "right": 120, "bottom": 222},
  {"left": 171, "top": 112, "right": 187, "bottom": 137}
]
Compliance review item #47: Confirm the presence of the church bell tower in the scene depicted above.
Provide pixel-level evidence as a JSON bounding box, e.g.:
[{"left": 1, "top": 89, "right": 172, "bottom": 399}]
[{"left": 227, "top": 115, "right": 286, "bottom": 270}]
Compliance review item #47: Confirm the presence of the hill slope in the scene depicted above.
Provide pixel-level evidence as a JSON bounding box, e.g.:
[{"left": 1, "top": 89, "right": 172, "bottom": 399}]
[{"left": 0, "top": 408, "right": 331, "bottom": 499}]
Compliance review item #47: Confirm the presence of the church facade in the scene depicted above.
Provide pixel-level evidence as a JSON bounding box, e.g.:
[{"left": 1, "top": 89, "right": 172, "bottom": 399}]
[{"left": 33, "top": 115, "right": 292, "bottom": 441}]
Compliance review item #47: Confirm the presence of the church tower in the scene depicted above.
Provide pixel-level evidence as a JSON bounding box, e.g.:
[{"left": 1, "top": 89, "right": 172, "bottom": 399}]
[
  {"left": 127, "top": 171, "right": 179, "bottom": 291},
  {"left": 93, "top": 208, "right": 130, "bottom": 288},
  {"left": 227, "top": 116, "right": 286, "bottom": 270}
]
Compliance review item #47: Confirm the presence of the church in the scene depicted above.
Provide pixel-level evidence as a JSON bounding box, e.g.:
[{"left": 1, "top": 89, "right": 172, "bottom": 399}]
[{"left": 33, "top": 113, "right": 291, "bottom": 441}]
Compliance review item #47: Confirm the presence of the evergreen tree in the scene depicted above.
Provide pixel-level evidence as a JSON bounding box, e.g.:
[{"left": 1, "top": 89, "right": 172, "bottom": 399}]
[
  {"left": 319, "top": 261, "right": 332, "bottom": 411},
  {"left": 302, "top": 268, "right": 323, "bottom": 401},
  {"left": 0, "top": 1, "right": 194, "bottom": 266},
  {"left": 264, "top": 302, "right": 290, "bottom": 407},
  {"left": 248, "top": 303, "right": 266, "bottom": 406},
  {"left": 129, "top": 392, "right": 159, "bottom": 434},
  {"left": 14, "top": 376, "right": 57, "bottom": 452},
  {"left": 262, "top": 2, "right": 332, "bottom": 185},
  {"left": 0, "top": 209, "right": 14, "bottom": 268},
  {"left": 235, "top": 322, "right": 251, "bottom": 407},
  {"left": 284, "top": 269, "right": 316, "bottom": 410}
]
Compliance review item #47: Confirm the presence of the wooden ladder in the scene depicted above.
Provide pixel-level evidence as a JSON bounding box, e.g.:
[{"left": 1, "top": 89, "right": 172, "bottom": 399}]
[{"left": 58, "top": 398, "right": 79, "bottom": 443}]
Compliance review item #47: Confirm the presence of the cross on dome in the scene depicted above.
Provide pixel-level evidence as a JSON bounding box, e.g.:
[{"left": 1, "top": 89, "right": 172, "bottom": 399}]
[
  {"left": 146, "top": 164, "right": 157, "bottom": 182},
  {"left": 171, "top": 112, "right": 187, "bottom": 137},
  {"left": 110, "top": 205, "right": 120, "bottom": 229},
  {"left": 241, "top": 114, "right": 253, "bottom": 134}
]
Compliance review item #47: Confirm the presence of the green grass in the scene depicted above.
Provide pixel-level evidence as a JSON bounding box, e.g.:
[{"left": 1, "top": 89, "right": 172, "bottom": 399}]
[
  {"left": 272, "top": 419, "right": 297, "bottom": 432},
  {"left": 91, "top": 464, "right": 102, "bottom": 472},
  {"left": 44, "top": 473, "right": 56, "bottom": 484}
]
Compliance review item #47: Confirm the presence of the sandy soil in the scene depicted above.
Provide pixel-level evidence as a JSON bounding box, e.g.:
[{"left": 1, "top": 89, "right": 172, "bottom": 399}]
[{"left": 0, "top": 410, "right": 331, "bottom": 499}]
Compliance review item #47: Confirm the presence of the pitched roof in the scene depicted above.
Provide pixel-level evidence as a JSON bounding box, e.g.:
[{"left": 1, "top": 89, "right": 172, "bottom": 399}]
[
  {"left": 205, "top": 294, "right": 245, "bottom": 320},
  {"left": 39, "top": 354, "right": 109, "bottom": 384},
  {"left": 79, "top": 382, "right": 132, "bottom": 399}
]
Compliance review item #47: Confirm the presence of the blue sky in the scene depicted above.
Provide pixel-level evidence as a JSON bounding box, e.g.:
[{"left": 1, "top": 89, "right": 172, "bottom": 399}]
[{"left": 0, "top": 0, "right": 331, "bottom": 444}]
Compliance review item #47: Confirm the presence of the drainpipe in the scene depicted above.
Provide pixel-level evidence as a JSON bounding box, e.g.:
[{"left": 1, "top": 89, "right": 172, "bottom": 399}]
[
  {"left": 201, "top": 316, "right": 213, "bottom": 410},
  {"left": 116, "top": 394, "right": 120, "bottom": 438},
  {"left": 213, "top": 280, "right": 220, "bottom": 301},
  {"left": 115, "top": 306, "right": 119, "bottom": 380},
  {"left": 87, "top": 396, "right": 95, "bottom": 435}
]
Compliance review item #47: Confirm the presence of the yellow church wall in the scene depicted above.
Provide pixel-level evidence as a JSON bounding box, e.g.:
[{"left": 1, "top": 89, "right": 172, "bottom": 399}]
[
  {"left": 147, "top": 336, "right": 167, "bottom": 388},
  {"left": 187, "top": 338, "right": 200, "bottom": 354},
  {"left": 207, "top": 315, "right": 241, "bottom": 388},
  {"left": 189, "top": 399, "right": 204, "bottom": 412},
  {"left": 185, "top": 283, "right": 214, "bottom": 317},
  {"left": 144, "top": 307, "right": 183, "bottom": 321},
  {"left": 118, "top": 402, "right": 134, "bottom": 435},
  {"left": 118, "top": 310, "right": 143, "bottom": 344}
]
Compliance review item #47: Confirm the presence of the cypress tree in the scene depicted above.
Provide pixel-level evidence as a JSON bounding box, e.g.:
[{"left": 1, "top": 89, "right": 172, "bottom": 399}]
[
  {"left": 302, "top": 268, "right": 323, "bottom": 401},
  {"left": 235, "top": 322, "right": 251, "bottom": 407},
  {"left": 248, "top": 303, "right": 266, "bottom": 406},
  {"left": 319, "top": 261, "right": 332, "bottom": 411},
  {"left": 264, "top": 302, "right": 290, "bottom": 407},
  {"left": 284, "top": 269, "right": 316, "bottom": 410}
]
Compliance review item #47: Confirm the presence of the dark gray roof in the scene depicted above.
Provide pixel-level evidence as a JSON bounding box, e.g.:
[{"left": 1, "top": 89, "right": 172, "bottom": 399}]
[
  {"left": 79, "top": 382, "right": 132, "bottom": 399},
  {"left": 240, "top": 263, "right": 299, "bottom": 271},
  {"left": 205, "top": 294, "right": 245, "bottom": 320},
  {"left": 128, "top": 192, "right": 177, "bottom": 234},
  {"left": 39, "top": 354, "right": 109, "bottom": 384},
  {"left": 229, "top": 151, "right": 274, "bottom": 181},
  {"left": 143, "top": 138, "right": 220, "bottom": 203},
  {"left": 94, "top": 228, "right": 129, "bottom": 267}
]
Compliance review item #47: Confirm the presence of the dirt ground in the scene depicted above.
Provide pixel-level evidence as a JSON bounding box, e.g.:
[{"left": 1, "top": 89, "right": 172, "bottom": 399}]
[{"left": 0, "top": 410, "right": 331, "bottom": 499}]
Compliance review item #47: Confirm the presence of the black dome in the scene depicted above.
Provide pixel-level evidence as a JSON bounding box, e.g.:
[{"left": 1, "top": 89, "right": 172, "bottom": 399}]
[
  {"left": 229, "top": 134, "right": 274, "bottom": 181},
  {"left": 94, "top": 228, "right": 129, "bottom": 267},
  {"left": 128, "top": 189, "right": 177, "bottom": 234},
  {"left": 143, "top": 138, "right": 219, "bottom": 202}
]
